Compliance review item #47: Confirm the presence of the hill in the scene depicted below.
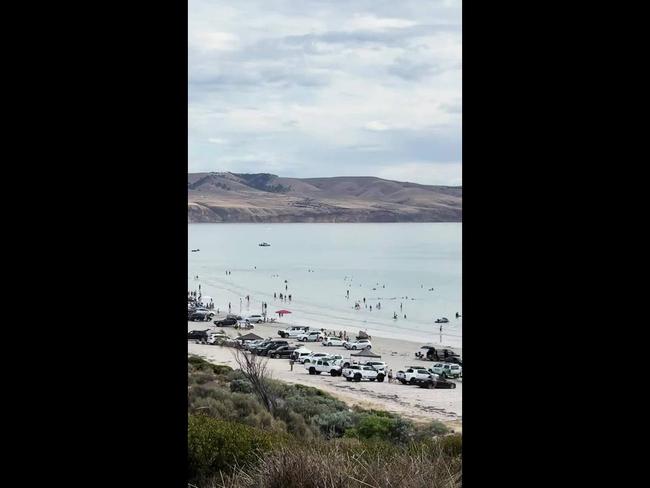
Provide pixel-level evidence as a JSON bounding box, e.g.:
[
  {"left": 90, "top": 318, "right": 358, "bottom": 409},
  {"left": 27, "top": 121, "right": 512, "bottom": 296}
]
[{"left": 188, "top": 172, "right": 462, "bottom": 223}]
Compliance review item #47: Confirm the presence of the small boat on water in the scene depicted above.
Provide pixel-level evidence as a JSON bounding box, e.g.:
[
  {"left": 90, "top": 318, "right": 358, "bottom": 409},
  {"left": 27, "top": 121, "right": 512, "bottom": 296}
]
[
  {"left": 435, "top": 317, "right": 449, "bottom": 324},
  {"left": 259, "top": 242, "right": 271, "bottom": 247},
  {"left": 191, "top": 249, "right": 200, "bottom": 252}
]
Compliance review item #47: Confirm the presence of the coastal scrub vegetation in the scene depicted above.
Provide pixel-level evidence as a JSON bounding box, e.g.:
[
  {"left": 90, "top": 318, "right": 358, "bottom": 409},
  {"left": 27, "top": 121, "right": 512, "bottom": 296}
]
[{"left": 188, "top": 354, "right": 461, "bottom": 487}]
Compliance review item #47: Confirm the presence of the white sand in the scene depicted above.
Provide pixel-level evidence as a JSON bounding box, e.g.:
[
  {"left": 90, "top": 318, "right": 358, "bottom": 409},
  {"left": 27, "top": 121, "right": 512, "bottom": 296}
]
[{"left": 188, "top": 316, "right": 462, "bottom": 431}]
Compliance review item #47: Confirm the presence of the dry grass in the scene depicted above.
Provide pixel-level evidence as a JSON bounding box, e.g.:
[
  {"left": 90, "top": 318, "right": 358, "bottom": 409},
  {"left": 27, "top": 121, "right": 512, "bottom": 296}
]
[{"left": 203, "top": 438, "right": 461, "bottom": 488}]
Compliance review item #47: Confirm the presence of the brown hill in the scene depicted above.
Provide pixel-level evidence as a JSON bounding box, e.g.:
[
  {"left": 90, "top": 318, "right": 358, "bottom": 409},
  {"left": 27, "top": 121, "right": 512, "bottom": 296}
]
[{"left": 188, "top": 172, "right": 462, "bottom": 223}]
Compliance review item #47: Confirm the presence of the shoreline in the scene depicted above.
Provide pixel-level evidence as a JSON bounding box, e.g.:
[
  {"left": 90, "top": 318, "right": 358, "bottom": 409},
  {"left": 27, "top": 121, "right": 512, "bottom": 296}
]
[{"left": 189, "top": 282, "right": 462, "bottom": 347}]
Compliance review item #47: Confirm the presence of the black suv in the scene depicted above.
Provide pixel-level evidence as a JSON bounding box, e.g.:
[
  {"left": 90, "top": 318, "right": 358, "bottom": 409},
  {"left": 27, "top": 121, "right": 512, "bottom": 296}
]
[
  {"left": 215, "top": 317, "right": 238, "bottom": 327},
  {"left": 268, "top": 345, "right": 297, "bottom": 359},
  {"left": 189, "top": 310, "right": 215, "bottom": 321},
  {"left": 188, "top": 329, "right": 209, "bottom": 341},
  {"left": 253, "top": 340, "right": 289, "bottom": 356}
]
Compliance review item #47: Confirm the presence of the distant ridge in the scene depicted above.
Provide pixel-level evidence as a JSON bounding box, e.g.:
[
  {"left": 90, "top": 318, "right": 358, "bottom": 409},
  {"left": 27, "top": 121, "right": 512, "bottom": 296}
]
[{"left": 188, "top": 172, "right": 462, "bottom": 223}]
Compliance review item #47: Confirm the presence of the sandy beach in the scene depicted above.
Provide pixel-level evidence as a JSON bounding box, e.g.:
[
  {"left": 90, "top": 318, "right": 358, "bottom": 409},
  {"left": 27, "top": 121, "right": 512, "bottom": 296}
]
[{"left": 188, "top": 316, "right": 462, "bottom": 431}]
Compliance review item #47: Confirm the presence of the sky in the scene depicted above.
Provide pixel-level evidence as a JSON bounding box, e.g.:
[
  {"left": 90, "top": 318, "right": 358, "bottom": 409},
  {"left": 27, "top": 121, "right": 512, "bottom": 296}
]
[{"left": 188, "top": 0, "right": 462, "bottom": 185}]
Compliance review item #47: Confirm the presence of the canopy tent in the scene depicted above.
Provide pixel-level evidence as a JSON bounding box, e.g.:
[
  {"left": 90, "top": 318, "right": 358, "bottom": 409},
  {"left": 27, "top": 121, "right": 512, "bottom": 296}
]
[
  {"left": 350, "top": 349, "right": 382, "bottom": 359},
  {"left": 237, "top": 332, "right": 263, "bottom": 341}
]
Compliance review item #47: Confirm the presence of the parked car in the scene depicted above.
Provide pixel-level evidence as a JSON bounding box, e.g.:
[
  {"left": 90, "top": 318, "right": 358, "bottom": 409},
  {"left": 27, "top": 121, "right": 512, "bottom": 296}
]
[
  {"left": 245, "top": 314, "right": 264, "bottom": 324},
  {"left": 430, "top": 363, "right": 462, "bottom": 378},
  {"left": 227, "top": 314, "right": 243, "bottom": 320},
  {"left": 443, "top": 356, "right": 463, "bottom": 366},
  {"left": 278, "top": 326, "right": 310, "bottom": 338},
  {"left": 301, "top": 352, "right": 331, "bottom": 364},
  {"left": 342, "top": 365, "right": 385, "bottom": 382},
  {"left": 344, "top": 339, "right": 372, "bottom": 350},
  {"left": 187, "top": 329, "right": 209, "bottom": 341},
  {"left": 295, "top": 331, "right": 323, "bottom": 342},
  {"left": 363, "top": 361, "right": 387, "bottom": 373},
  {"left": 306, "top": 359, "right": 342, "bottom": 376},
  {"left": 291, "top": 348, "right": 312, "bottom": 362},
  {"left": 323, "top": 336, "right": 345, "bottom": 346},
  {"left": 214, "top": 317, "right": 238, "bottom": 327},
  {"left": 255, "top": 340, "right": 290, "bottom": 356},
  {"left": 269, "top": 345, "right": 298, "bottom": 358},
  {"left": 189, "top": 310, "right": 215, "bottom": 321},
  {"left": 244, "top": 340, "right": 265, "bottom": 351},
  {"left": 415, "top": 373, "right": 457, "bottom": 389},
  {"left": 206, "top": 332, "right": 227, "bottom": 344},
  {"left": 396, "top": 367, "right": 432, "bottom": 385}
]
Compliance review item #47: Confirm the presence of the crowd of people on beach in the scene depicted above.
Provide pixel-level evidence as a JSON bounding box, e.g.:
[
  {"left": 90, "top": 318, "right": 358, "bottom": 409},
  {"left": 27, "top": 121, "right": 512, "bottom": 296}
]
[{"left": 188, "top": 289, "right": 215, "bottom": 309}]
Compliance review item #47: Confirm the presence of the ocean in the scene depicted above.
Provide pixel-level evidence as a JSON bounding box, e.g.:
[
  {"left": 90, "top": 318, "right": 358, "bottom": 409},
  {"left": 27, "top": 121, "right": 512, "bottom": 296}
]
[{"left": 188, "top": 223, "right": 462, "bottom": 347}]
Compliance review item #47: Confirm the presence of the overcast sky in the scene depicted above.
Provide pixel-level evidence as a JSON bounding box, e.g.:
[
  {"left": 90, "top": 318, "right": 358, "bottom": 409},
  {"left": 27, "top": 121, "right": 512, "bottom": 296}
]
[{"left": 189, "top": 0, "right": 461, "bottom": 185}]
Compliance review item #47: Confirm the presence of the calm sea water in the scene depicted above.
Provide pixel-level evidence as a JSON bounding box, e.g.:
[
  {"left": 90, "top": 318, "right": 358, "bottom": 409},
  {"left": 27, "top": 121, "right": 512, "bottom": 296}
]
[{"left": 188, "top": 223, "right": 462, "bottom": 346}]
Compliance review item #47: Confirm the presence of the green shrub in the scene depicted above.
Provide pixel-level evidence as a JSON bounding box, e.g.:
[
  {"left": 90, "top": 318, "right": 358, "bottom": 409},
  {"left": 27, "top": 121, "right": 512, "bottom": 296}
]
[
  {"left": 230, "top": 379, "right": 253, "bottom": 394},
  {"left": 212, "top": 365, "right": 233, "bottom": 376},
  {"left": 346, "top": 413, "right": 416, "bottom": 444},
  {"left": 312, "top": 411, "right": 357, "bottom": 438},
  {"left": 188, "top": 415, "right": 288, "bottom": 481}
]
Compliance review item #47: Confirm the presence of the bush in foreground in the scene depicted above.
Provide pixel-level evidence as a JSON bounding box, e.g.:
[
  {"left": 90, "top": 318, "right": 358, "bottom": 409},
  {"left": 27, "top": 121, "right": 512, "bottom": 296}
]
[
  {"left": 188, "top": 415, "right": 288, "bottom": 481},
  {"left": 205, "top": 439, "right": 462, "bottom": 488}
]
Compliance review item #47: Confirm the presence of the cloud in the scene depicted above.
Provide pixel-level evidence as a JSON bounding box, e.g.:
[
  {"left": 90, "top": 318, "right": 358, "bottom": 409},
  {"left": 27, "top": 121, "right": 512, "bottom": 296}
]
[
  {"left": 365, "top": 121, "right": 390, "bottom": 131},
  {"left": 188, "top": 0, "right": 462, "bottom": 185},
  {"left": 375, "top": 162, "right": 462, "bottom": 186}
]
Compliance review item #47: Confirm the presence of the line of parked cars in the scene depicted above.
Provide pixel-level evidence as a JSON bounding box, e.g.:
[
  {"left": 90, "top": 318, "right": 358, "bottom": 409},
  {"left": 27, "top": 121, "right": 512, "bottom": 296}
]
[{"left": 277, "top": 328, "right": 374, "bottom": 351}]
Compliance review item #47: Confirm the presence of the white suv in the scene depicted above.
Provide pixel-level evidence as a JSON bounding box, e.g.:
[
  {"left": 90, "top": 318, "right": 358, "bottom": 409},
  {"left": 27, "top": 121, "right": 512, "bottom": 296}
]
[
  {"left": 342, "top": 365, "right": 385, "bottom": 382},
  {"left": 245, "top": 314, "right": 264, "bottom": 324},
  {"left": 301, "top": 352, "right": 330, "bottom": 364},
  {"left": 305, "top": 359, "right": 342, "bottom": 376},
  {"left": 396, "top": 367, "right": 432, "bottom": 385},
  {"left": 323, "top": 336, "right": 345, "bottom": 346},
  {"left": 296, "top": 331, "right": 323, "bottom": 342},
  {"left": 344, "top": 339, "right": 372, "bottom": 350},
  {"left": 278, "top": 326, "right": 310, "bottom": 338}
]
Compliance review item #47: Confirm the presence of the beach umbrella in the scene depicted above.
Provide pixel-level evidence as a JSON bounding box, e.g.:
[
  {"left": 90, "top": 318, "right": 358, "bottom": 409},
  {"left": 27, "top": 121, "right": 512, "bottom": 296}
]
[{"left": 275, "top": 309, "right": 292, "bottom": 314}]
